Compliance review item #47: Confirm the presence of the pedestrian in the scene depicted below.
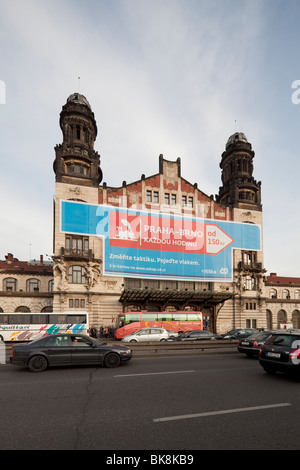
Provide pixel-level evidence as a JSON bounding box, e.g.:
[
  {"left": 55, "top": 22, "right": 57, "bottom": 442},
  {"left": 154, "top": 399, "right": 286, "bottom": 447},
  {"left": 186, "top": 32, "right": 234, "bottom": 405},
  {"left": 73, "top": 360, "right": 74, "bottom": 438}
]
[{"left": 90, "top": 326, "right": 97, "bottom": 338}]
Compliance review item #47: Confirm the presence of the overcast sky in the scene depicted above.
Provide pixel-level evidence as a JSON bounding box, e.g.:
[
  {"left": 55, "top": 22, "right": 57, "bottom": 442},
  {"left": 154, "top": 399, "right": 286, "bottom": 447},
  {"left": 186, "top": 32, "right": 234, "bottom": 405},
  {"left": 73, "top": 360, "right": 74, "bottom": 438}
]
[{"left": 0, "top": 0, "right": 299, "bottom": 276}]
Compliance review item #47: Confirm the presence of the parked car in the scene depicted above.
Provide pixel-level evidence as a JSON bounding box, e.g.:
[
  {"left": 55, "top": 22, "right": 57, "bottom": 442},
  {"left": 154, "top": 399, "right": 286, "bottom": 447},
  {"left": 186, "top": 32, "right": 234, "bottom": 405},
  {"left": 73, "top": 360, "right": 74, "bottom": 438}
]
[
  {"left": 167, "top": 330, "right": 222, "bottom": 341},
  {"left": 220, "top": 328, "right": 258, "bottom": 340},
  {"left": 121, "top": 328, "right": 171, "bottom": 342},
  {"left": 237, "top": 331, "right": 273, "bottom": 357},
  {"left": 10, "top": 333, "right": 132, "bottom": 372},
  {"left": 259, "top": 331, "right": 300, "bottom": 375}
]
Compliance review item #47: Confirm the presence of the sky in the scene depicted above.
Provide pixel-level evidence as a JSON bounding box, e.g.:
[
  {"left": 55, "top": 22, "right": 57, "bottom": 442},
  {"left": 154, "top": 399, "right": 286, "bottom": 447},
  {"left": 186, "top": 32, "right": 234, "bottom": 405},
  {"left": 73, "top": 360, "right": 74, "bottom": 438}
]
[{"left": 0, "top": 0, "right": 299, "bottom": 276}]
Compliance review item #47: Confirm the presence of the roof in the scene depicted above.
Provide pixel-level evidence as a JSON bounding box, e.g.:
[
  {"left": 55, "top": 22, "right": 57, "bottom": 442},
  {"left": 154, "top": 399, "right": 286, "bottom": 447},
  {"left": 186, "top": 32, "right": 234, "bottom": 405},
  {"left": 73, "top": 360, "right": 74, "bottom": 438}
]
[
  {"left": 0, "top": 253, "right": 53, "bottom": 275},
  {"left": 266, "top": 273, "right": 300, "bottom": 286}
]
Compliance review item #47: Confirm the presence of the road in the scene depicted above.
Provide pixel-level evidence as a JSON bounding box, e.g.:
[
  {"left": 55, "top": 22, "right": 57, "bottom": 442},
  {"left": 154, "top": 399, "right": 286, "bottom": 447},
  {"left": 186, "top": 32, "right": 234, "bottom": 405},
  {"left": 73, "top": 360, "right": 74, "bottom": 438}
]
[{"left": 0, "top": 352, "right": 299, "bottom": 451}]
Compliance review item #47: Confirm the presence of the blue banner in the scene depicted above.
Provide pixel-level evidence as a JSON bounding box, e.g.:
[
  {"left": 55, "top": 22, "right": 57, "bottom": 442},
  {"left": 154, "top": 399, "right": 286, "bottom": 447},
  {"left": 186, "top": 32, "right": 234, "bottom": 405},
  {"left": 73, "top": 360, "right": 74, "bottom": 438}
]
[{"left": 60, "top": 200, "right": 261, "bottom": 282}]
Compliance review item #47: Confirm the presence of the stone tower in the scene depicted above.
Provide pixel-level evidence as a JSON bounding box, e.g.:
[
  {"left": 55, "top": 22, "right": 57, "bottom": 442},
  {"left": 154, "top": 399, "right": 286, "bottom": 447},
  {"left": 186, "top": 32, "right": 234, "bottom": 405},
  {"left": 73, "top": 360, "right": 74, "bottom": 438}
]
[
  {"left": 216, "top": 132, "right": 262, "bottom": 211},
  {"left": 53, "top": 93, "right": 102, "bottom": 187}
]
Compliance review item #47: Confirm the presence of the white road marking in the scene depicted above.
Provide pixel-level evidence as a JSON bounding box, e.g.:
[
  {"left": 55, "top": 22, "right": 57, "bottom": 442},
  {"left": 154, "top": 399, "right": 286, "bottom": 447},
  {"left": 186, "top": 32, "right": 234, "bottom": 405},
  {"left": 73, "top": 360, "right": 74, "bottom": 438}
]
[
  {"left": 114, "top": 370, "right": 195, "bottom": 377},
  {"left": 153, "top": 402, "right": 291, "bottom": 422}
]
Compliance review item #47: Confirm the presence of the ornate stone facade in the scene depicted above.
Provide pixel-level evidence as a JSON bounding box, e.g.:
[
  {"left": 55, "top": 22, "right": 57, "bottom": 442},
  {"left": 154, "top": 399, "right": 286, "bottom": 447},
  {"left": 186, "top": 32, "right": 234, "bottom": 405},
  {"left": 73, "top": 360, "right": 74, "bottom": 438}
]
[
  {"left": 51, "top": 93, "right": 272, "bottom": 333},
  {"left": 1, "top": 93, "right": 299, "bottom": 334}
]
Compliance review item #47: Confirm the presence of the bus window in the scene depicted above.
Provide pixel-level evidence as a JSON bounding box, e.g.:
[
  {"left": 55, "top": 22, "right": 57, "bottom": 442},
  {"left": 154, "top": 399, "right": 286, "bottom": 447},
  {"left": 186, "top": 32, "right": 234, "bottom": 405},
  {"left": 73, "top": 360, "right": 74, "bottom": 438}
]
[
  {"left": 31, "top": 315, "right": 49, "bottom": 324},
  {"left": 187, "top": 313, "right": 202, "bottom": 321},
  {"left": 49, "top": 314, "right": 67, "bottom": 324},
  {"left": 9, "top": 314, "right": 31, "bottom": 324},
  {"left": 142, "top": 313, "right": 158, "bottom": 321},
  {"left": 157, "top": 312, "right": 172, "bottom": 321},
  {"left": 125, "top": 313, "right": 140, "bottom": 324},
  {"left": 172, "top": 313, "right": 187, "bottom": 321}
]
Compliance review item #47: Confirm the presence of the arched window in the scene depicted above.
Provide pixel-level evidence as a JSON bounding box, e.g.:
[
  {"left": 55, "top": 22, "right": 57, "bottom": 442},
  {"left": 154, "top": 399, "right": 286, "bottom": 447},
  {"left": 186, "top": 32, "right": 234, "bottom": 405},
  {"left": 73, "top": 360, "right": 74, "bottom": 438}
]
[
  {"left": 26, "top": 279, "right": 40, "bottom": 292},
  {"left": 15, "top": 306, "right": 31, "bottom": 312},
  {"left": 68, "top": 265, "right": 85, "bottom": 284},
  {"left": 41, "top": 306, "right": 53, "bottom": 313},
  {"left": 282, "top": 289, "right": 290, "bottom": 299},
  {"left": 3, "top": 277, "right": 18, "bottom": 291},
  {"left": 277, "top": 309, "right": 287, "bottom": 328},
  {"left": 266, "top": 310, "right": 272, "bottom": 330},
  {"left": 292, "top": 310, "right": 300, "bottom": 329},
  {"left": 244, "top": 276, "right": 255, "bottom": 290},
  {"left": 48, "top": 280, "right": 54, "bottom": 292},
  {"left": 270, "top": 288, "right": 277, "bottom": 299}
]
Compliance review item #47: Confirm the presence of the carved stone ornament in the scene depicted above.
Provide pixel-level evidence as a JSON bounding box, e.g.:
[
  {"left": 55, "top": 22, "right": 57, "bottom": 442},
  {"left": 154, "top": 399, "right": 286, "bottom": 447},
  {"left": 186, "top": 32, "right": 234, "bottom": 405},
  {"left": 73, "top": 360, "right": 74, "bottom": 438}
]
[
  {"left": 69, "top": 186, "right": 82, "bottom": 197},
  {"left": 85, "top": 261, "right": 102, "bottom": 290},
  {"left": 53, "top": 257, "right": 68, "bottom": 291}
]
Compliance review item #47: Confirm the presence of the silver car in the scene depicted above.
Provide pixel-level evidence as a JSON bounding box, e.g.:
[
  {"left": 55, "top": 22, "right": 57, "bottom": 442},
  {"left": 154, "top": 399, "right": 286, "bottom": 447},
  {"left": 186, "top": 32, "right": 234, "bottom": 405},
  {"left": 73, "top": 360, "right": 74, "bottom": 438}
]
[{"left": 121, "top": 328, "right": 171, "bottom": 342}]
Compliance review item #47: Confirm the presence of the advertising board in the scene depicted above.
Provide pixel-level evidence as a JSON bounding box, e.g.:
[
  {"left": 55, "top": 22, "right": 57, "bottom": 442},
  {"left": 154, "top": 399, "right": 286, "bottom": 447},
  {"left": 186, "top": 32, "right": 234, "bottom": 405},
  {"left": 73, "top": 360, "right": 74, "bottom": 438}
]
[{"left": 60, "top": 200, "right": 261, "bottom": 282}]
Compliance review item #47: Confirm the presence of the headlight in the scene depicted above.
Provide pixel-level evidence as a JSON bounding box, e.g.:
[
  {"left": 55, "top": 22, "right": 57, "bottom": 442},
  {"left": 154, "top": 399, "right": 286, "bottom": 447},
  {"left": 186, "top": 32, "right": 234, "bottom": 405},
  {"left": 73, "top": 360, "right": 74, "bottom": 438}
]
[{"left": 121, "top": 349, "right": 131, "bottom": 355}]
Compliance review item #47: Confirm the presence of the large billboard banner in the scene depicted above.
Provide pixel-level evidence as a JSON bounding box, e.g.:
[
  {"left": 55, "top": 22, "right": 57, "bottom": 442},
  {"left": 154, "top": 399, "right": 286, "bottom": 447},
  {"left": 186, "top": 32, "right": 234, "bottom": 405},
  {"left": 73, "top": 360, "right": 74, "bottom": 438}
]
[{"left": 60, "top": 200, "right": 261, "bottom": 282}]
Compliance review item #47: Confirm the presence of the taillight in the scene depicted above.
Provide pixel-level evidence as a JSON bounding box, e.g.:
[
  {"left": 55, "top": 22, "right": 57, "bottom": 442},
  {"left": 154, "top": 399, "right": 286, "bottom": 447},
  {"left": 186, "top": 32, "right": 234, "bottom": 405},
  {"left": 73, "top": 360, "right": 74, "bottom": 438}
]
[
  {"left": 12, "top": 346, "right": 16, "bottom": 356},
  {"left": 253, "top": 341, "right": 258, "bottom": 347},
  {"left": 289, "top": 349, "right": 300, "bottom": 364},
  {"left": 259, "top": 347, "right": 262, "bottom": 356}
]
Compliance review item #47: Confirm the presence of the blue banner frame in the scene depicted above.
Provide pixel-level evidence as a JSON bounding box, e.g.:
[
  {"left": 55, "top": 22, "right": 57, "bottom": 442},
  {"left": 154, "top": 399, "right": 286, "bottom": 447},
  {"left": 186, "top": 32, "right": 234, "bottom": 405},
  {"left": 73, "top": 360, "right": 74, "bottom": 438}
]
[{"left": 60, "top": 200, "right": 261, "bottom": 282}]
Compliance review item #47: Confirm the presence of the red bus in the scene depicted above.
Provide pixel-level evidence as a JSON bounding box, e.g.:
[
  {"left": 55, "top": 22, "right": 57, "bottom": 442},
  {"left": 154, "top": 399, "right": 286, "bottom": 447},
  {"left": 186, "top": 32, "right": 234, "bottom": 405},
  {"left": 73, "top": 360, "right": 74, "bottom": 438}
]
[{"left": 114, "top": 311, "right": 203, "bottom": 339}]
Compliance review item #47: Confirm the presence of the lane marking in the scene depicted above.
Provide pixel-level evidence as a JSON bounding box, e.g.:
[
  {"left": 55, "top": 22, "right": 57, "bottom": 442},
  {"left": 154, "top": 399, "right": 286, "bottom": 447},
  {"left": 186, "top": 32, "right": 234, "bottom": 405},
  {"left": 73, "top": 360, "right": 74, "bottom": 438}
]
[
  {"left": 114, "top": 370, "right": 195, "bottom": 378},
  {"left": 153, "top": 402, "right": 291, "bottom": 422}
]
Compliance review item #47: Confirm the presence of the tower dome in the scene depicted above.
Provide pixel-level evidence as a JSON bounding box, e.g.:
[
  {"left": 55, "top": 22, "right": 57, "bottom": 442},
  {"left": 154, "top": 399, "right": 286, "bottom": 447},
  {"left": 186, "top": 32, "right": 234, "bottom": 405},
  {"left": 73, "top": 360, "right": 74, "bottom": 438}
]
[
  {"left": 66, "top": 93, "right": 92, "bottom": 110},
  {"left": 226, "top": 132, "right": 248, "bottom": 148}
]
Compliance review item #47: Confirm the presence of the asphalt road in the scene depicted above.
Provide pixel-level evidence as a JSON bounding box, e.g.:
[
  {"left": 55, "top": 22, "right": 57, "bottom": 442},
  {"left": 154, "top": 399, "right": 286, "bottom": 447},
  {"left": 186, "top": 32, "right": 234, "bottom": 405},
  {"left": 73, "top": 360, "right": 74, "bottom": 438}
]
[{"left": 1, "top": 352, "right": 300, "bottom": 451}]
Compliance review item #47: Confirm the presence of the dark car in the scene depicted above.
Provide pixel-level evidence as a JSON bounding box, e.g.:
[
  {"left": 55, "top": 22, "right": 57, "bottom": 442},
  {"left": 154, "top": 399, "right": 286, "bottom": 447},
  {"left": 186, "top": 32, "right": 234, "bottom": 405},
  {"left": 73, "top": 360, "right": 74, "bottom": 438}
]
[
  {"left": 220, "top": 328, "right": 258, "bottom": 340},
  {"left": 237, "top": 331, "right": 273, "bottom": 357},
  {"left": 167, "top": 330, "right": 221, "bottom": 341},
  {"left": 10, "top": 333, "right": 132, "bottom": 372},
  {"left": 259, "top": 332, "right": 300, "bottom": 375}
]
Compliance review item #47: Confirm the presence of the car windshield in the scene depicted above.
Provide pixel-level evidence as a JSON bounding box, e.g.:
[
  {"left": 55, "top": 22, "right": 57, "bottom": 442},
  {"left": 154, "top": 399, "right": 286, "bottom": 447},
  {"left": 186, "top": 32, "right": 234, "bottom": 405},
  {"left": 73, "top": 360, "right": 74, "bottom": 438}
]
[
  {"left": 248, "top": 332, "right": 269, "bottom": 340},
  {"left": 178, "top": 331, "right": 191, "bottom": 339},
  {"left": 269, "top": 334, "right": 300, "bottom": 347}
]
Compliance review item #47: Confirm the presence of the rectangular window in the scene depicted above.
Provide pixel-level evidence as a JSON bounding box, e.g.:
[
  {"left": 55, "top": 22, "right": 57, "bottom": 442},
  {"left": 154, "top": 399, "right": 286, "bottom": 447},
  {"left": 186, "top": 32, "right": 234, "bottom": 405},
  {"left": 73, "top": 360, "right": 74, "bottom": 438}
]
[
  {"left": 188, "top": 196, "right": 193, "bottom": 207},
  {"left": 65, "top": 235, "right": 89, "bottom": 255},
  {"left": 153, "top": 191, "right": 159, "bottom": 203},
  {"left": 182, "top": 195, "right": 187, "bottom": 206},
  {"left": 146, "top": 190, "right": 152, "bottom": 202},
  {"left": 171, "top": 194, "right": 176, "bottom": 205},
  {"left": 164, "top": 193, "right": 170, "bottom": 204}
]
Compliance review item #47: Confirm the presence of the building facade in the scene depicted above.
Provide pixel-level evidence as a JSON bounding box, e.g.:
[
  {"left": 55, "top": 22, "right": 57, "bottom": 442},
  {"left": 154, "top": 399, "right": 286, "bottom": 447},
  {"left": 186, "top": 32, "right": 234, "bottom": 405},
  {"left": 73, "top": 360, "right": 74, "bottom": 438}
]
[
  {"left": 52, "top": 93, "right": 268, "bottom": 334},
  {"left": 265, "top": 273, "right": 300, "bottom": 330},
  {"left": 0, "top": 253, "right": 53, "bottom": 314},
  {"left": 1, "top": 93, "right": 299, "bottom": 334}
]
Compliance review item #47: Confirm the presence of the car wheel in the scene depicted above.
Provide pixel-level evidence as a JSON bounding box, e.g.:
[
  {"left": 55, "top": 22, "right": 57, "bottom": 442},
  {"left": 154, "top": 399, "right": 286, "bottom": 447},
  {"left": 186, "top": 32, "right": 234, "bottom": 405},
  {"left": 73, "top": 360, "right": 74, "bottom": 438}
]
[
  {"left": 104, "top": 352, "right": 121, "bottom": 368},
  {"left": 28, "top": 355, "right": 48, "bottom": 372},
  {"left": 160, "top": 338, "right": 166, "bottom": 341},
  {"left": 129, "top": 339, "right": 137, "bottom": 342}
]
